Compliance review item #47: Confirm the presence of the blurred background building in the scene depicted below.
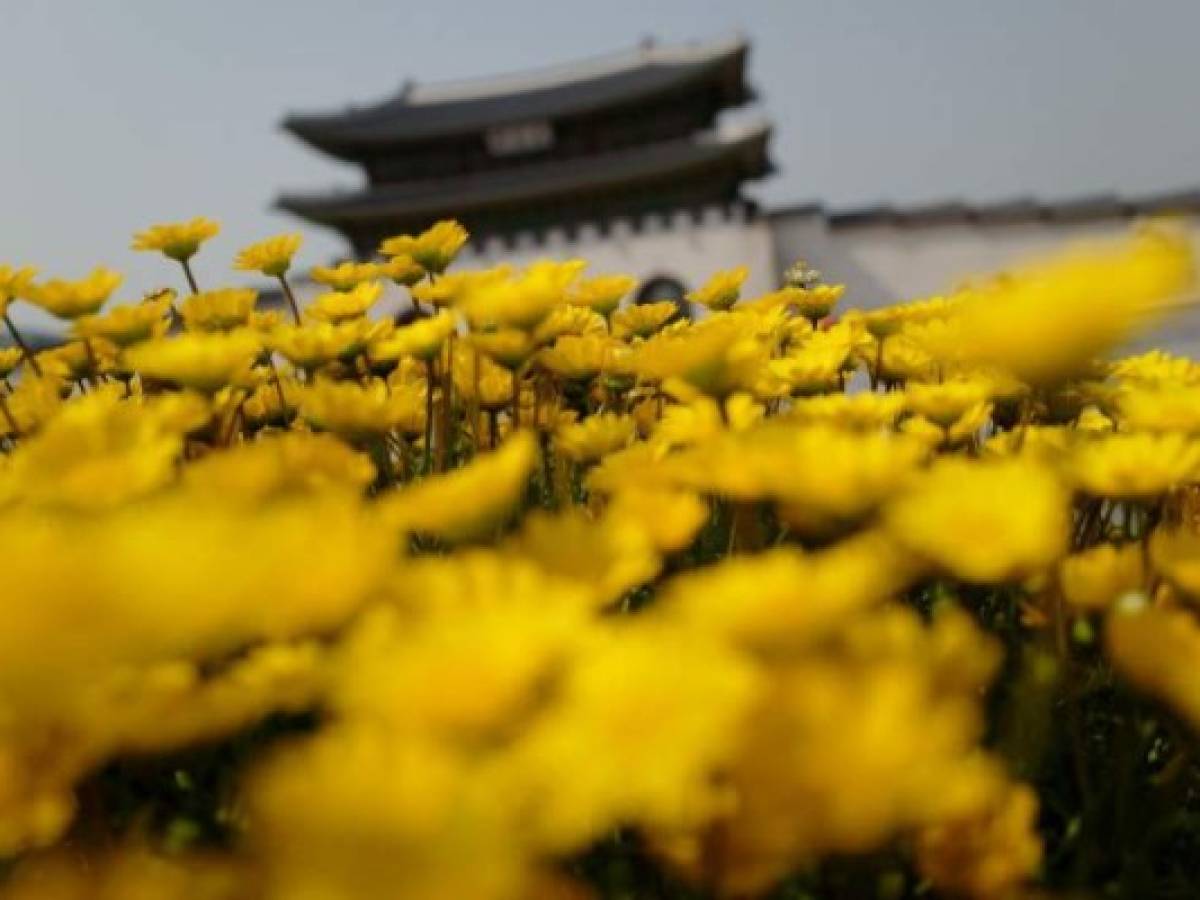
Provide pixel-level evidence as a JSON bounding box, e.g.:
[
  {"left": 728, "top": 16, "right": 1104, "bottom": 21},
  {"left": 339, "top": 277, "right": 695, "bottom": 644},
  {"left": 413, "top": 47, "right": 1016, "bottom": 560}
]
[{"left": 276, "top": 35, "right": 1200, "bottom": 346}]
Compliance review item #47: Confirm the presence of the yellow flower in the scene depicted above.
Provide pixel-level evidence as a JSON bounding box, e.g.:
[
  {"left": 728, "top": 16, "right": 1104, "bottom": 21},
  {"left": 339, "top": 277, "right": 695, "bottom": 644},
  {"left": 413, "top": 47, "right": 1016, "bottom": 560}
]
[
  {"left": 651, "top": 393, "right": 761, "bottom": 451},
  {"left": 767, "top": 342, "right": 847, "bottom": 397},
  {"left": 915, "top": 783, "right": 1043, "bottom": 900},
  {"left": 131, "top": 217, "right": 220, "bottom": 262},
  {"left": 1149, "top": 526, "right": 1200, "bottom": 599},
  {"left": 370, "top": 310, "right": 458, "bottom": 365},
  {"left": 458, "top": 259, "right": 586, "bottom": 330},
  {"left": 682, "top": 606, "right": 1004, "bottom": 896},
  {"left": 1117, "top": 384, "right": 1200, "bottom": 434},
  {"left": 1106, "top": 605, "right": 1200, "bottom": 729},
  {"left": 24, "top": 267, "right": 123, "bottom": 319},
  {"left": 380, "top": 254, "right": 425, "bottom": 287},
  {"left": 905, "top": 377, "right": 992, "bottom": 428},
  {"left": 123, "top": 330, "right": 260, "bottom": 393},
  {"left": 40, "top": 338, "right": 119, "bottom": 381},
  {"left": 633, "top": 320, "right": 766, "bottom": 398},
  {"left": 1059, "top": 543, "right": 1145, "bottom": 611},
  {"left": 585, "top": 441, "right": 675, "bottom": 494},
  {"left": 306, "top": 281, "right": 383, "bottom": 324},
  {"left": 604, "top": 487, "right": 708, "bottom": 553},
  {"left": 0, "top": 375, "right": 64, "bottom": 437},
  {"left": 179, "top": 287, "right": 258, "bottom": 332},
  {"left": 686, "top": 266, "right": 748, "bottom": 311},
  {"left": 0, "top": 391, "right": 184, "bottom": 509},
  {"left": 297, "top": 378, "right": 426, "bottom": 439},
  {"left": 310, "top": 260, "right": 380, "bottom": 291},
  {"left": 72, "top": 291, "right": 174, "bottom": 347},
  {"left": 788, "top": 392, "right": 905, "bottom": 430},
  {"left": 532, "top": 303, "right": 607, "bottom": 344},
  {"left": 183, "top": 431, "right": 375, "bottom": 500},
  {"left": 378, "top": 431, "right": 537, "bottom": 542},
  {"left": 269, "top": 319, "right": 391, "bottom": 369},
  {"left": 958, "top": 227, "right": 1194, "bottom": 385},
  {"left": 611, "top": 300, "right": 679, "bottom": 340},
  {"left": 504, "top": 625, "right": 762, "bottom": 850},
  {"left": 876, "top": 332, "right": 936, "bottom": 383},
  {"left": 248, "top": 726, "right": 527, "bottom": 900},
  {"left": 664, "top": 424, "right": 925, "bottom": 537},
  {"left": 569, "top": 274, "right": 636, "bottom": 317},
  {"left": 332, "top": 581, "right": 593, "bottom": 740},
  {"left": 884, "top": 457, "right": 1069, "bottom": 583},
  {"left": 379, "top": 220, "right": 469, "bottom": 275},
  {"left": 451, "top": 343, "right": 515, "bottom": 412},
  {"left": 470, "top": 328, "right": 536, "bottom": 371},
  {"left": 555, "top": 413, "right": 635, "bottom": 463},
  {"left": 234, "top": 233, "right": 302, "bottom": 277},
  {"left": 657, "top": 533, "right": 915, "bottom": 653},
  {"left": 410, "top": 266, "right": 509, "bottom": 309},
  {"left": 1112, "top": 349, "right": 1200, "bottom": 386},
  {"left": 1069, "top": 432, "right": 1200, "bottom": 499},
  {"left": 0, "top": 347, "right": 23, "bottom": 379},
  {"left": 538, "top": 334, "right": 627, "bottom": 381},
  {"left": 241, "top": 373, "right": 301, "bottom": 427},
  {"left": 0, "top": 265, "right": 38, "bottom": 314},
  {"left": 792, "top": 283, "right": 845, "bottom": 323}
]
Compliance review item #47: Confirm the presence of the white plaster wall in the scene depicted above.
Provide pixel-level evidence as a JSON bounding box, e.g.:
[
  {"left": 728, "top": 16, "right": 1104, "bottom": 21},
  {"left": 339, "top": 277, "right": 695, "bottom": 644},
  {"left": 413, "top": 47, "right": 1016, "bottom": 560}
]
[{"left": 456, "top": 205, "right": 780, "bottom": 299}]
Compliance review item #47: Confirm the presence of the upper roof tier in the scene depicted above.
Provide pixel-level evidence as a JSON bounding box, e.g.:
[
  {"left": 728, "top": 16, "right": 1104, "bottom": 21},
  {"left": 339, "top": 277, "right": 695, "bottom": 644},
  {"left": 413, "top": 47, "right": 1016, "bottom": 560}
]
[{"left": 282, "top": 35, "right": 753, "bottom": 160}]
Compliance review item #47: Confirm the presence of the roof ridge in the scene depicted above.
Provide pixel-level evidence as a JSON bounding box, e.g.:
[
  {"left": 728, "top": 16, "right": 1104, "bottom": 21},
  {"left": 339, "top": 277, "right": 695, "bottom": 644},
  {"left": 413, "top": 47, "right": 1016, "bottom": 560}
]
[{"left": 401, "top": 33, "right": 746, "bottom": 106}]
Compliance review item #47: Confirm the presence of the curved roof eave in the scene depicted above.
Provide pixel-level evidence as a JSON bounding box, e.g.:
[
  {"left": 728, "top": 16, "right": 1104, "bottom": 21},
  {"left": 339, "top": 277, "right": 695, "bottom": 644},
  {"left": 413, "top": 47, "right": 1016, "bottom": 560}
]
[
  {"left": 276, "top": 123, "right": 771, "bottom": 226},
  {"left": 282, "top": 36, "right": 751, "bottom": 156}
]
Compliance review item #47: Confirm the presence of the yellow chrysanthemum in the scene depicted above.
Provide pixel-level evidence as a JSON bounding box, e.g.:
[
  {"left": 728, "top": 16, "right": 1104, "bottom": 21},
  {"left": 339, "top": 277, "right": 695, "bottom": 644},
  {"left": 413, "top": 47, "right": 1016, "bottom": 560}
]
[
  {"left": 0, "top": 265, "right": 38, "bottom": 314},
  {"left": 306, "top": 281, "right": 383, "bottom": 324},
  {"left": 310, "top": 260, "right": 381, "bottom": 291},
  {"left": 611, "top": 300, "right": 679, "bottom": 340},
  {"left": 884, "top": 457, "right": 1069, "bottom": 583},
  {"left": 24, "top": 267, "right": 123, "bottom": 320},
  {"left": 569, "top": 274, "right": 637, "bottom": 317},
  {"left": 458, "top": 260, "right": 586, "bottom": 331},
  {"left": 468, "top": 328, "right": 534, "bottom": 372},
  {"left": 1059, "top": 543, "right": 1145, "bottom": 610},
  {"left": 179, "top": 288, "right": 258, "bottom": 332},
  {"left": 131, "top": 217, "right": 220, "bottom": 262},
  {"left": 538, "top": 334, "right": 628, "bottom": 382},
  {"left": 234, "top": 233, "right": 302, "bottom": 278},
  {"left": 378, "top": 431, "right": 537, "bottom": 542},
  {"left": 296, "top": 378, "right": 426, "bottom": 439},
  {"left": 370, "top": 310, "right": 458, "bottom": 365},
  {"left": 1116, "top": 384, "right": 1200, "bottom": 434},
  {"left": 633, "top": 320, "right": 766, "bottom": 398},
  {"left": 269, "top": 319, "right": 392, "bottom": 369},
  {"left": 1149, "top": 527, "right": 1200, "bottom": 599},
  {"left": 73, "top": 291, "right": 174, "bottom": 347},
  {"left": 122, "top": 330, "right": 260, "bottom": 393},
  {"left": 555, "top": 412, "right": 635, "bottom": 463},
  {"left": 0, "top": 391, "right": 183, "bottom": 509},
  {"left": 958, "top": 227, "right": 1194, "bottom": 385},
  {"left": 380, "top": 254, "right": 425, "bottom": 287},
  {"left": 686, "top": 266, "right": 748, "bottom": 311},
  {"left": 379, "top": 220, "right": 469, "bottom": 275},
  {"left": 1069, "top": 432, "right": 1200, "bottom": 499}
]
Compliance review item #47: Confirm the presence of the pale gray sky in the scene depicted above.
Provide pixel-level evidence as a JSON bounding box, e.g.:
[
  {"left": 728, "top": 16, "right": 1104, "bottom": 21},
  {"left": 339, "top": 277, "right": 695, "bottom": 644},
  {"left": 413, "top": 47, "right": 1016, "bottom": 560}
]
[{"left": 3, "top": 0, "right": 1199, "bottom": 303}]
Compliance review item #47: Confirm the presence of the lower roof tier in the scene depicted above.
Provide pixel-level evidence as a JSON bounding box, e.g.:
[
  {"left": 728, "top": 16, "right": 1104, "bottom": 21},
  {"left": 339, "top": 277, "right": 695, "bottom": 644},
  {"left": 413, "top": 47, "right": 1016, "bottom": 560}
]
[{"left": 276, "top": 124, "right": 772, "bottom": 252}]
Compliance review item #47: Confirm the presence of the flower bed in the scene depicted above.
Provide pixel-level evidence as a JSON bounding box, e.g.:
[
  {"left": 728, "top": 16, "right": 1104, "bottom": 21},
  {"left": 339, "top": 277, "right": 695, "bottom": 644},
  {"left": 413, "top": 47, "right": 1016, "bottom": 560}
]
[{"left": 0, "top": 219, "right": 1196, "bottom": 898}]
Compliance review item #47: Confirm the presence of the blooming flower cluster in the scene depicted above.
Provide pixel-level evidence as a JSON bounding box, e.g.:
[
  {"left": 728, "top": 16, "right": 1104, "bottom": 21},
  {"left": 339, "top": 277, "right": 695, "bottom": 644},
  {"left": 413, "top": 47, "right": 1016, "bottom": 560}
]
[{"left": 0, "top": 217, "right": 1196, "bottom": 899}]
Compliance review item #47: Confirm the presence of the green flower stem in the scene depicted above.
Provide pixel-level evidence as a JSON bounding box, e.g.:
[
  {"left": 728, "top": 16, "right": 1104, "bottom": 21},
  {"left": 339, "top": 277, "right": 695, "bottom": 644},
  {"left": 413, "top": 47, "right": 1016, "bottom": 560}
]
[
  {"left": 277, "top": 274, "right": 302, "bottom": 325},
  {"left": 4, "top": 313, "right": 41, "bottom": 376}
]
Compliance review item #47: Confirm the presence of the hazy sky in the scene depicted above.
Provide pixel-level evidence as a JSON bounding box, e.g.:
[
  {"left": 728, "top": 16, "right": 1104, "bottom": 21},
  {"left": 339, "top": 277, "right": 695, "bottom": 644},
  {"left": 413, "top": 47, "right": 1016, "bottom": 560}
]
[{"left": 3, "top": 0, "right": 1199, "bottom": 299}]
